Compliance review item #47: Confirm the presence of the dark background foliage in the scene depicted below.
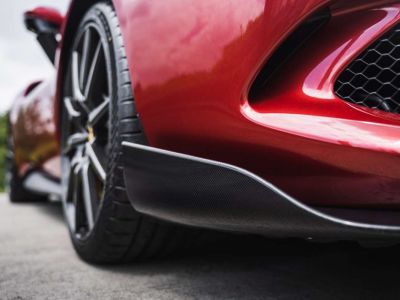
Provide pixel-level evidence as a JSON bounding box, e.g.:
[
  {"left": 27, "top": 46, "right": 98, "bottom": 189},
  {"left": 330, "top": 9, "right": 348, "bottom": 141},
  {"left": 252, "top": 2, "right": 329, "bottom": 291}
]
[{"left": 0, "top": 113, "right": 7, "bottom": 191}]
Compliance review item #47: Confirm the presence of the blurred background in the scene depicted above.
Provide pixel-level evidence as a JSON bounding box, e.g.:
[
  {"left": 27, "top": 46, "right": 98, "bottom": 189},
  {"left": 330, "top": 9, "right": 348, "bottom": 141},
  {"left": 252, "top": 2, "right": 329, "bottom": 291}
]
[{"left": 0, "top": 1, "right": 68, "bottom": 191}]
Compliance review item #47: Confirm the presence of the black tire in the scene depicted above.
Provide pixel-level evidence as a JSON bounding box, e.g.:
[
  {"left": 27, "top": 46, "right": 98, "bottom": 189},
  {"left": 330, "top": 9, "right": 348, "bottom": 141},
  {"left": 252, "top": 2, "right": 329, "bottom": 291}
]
[
  {"left": 6, "top": 120, "right": 46, "bottom": 203},
  {"left": 61, "top": 2, "right": 190, "bottom": 264}
]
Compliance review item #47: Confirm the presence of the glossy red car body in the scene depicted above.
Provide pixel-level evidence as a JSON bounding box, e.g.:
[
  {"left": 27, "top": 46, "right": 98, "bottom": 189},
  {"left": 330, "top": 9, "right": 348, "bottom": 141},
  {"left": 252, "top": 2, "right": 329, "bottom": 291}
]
[
  {"left": 10, "top": 0, "right": 400, "bottom": 210},
  {"left": 25, "top": 7, "right": 64, "bottom": 26}
]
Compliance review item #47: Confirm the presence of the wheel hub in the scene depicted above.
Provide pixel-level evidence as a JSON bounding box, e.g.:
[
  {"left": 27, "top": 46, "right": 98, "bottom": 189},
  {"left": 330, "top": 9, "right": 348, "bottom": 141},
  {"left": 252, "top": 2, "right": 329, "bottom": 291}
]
[{"left": 87, "top": 126, "right": 95, "bottom": 143}]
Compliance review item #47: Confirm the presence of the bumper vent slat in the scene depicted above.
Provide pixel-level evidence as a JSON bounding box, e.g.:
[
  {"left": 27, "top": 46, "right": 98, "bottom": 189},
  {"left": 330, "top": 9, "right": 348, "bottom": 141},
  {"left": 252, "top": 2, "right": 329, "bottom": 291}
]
[{"left": 335, "top": 25, "right": 400, "bottom": 113}]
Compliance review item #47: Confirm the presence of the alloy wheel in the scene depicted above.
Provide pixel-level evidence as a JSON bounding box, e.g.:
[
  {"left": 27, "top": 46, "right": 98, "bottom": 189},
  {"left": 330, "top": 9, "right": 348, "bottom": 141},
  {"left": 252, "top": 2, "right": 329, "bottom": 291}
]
[{"left": 61, "top": 24, "right": 111, "bottom": 240}]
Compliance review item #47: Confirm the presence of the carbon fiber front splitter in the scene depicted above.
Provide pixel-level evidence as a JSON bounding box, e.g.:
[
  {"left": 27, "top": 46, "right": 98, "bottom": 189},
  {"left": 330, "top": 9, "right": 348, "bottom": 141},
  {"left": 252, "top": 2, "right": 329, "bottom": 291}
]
[{"left": 122, "top": 142, "right": 400, "bottom": 241}]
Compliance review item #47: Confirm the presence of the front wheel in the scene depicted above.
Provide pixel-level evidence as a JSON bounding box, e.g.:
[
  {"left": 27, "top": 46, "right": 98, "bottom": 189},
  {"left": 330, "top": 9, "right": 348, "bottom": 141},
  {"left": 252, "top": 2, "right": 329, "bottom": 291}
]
[{"left": 61, "top": 2, "right": 190, "bottom": 264}]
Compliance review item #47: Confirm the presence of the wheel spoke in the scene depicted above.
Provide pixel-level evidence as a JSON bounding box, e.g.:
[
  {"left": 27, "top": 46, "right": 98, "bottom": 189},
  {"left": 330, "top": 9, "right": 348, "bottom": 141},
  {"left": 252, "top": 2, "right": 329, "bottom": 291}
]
[
  {"left": 84, "top": 41, "right": 103, "bottom": 98},
  {"left": 80, "top": 28, "right": 92, "bottom": 89},
  {"left": 63, "top": 97, "right": 82, "bottom": 131},
  {"left": 81, "top": 162, "right": 95, "bottom": 230},
  {"left": 64, "top": 97, "right": 80, "bottom": 119},
  {"left": 70, "top": 146, "right": 84, "bottom": 167},
  {"left": 64, "top": 159, "right": 81, "bottom": 232},
  {"left": 64, "top": 202, "right": 76, "bottom": 232},
  {"left": 72, "top": 163, "right": 84, "bottom": 231},
  {"left": 72, "top": 51, "right": 85, "bottom": 101},
  {"left": 65, "top": 148, "right": 83, "bottom": 203},
  {"left": 64, "top": 133, "right": 88, "bottom": 154},
  {"left": 86, "top": 142, "right": 106, "bottom": 182},
  {"left": 65, "top": 162, "right": 74, "bottom": 202},
  {"left": 88, "top": 95, "right": 110, "bottom": 125}
]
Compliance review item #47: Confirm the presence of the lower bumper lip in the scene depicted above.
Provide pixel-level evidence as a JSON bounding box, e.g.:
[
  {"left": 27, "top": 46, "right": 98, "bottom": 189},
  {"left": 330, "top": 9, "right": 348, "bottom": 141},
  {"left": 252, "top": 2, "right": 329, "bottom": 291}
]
[{"left": 122, "top": 142, "right": 400, "bottom": 241}]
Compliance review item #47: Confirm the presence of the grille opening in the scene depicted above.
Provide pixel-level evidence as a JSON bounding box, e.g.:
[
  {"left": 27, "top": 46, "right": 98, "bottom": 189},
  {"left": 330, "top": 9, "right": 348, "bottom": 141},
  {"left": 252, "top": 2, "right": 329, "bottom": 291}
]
[
  {"left": 335, "top": 25, "right": 400, "bottom": 114},
  {"left": 248, "top": 8, "right": 331, "bottom": 101}
]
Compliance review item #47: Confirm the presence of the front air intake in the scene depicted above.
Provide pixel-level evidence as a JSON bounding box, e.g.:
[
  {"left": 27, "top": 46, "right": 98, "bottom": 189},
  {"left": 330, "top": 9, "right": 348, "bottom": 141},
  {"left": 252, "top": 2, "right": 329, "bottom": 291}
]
[
  {"left": 249, "top": 8, "right": 330, "bottom": 101},
  {"left": 335, "top": 24, "right": 400, "bottom": 113}
]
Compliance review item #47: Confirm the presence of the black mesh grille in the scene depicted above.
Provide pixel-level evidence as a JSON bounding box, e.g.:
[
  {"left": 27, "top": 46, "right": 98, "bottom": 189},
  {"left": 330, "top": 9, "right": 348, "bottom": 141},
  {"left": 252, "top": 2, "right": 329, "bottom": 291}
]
[{"left": 335, "top": 25, "right": 400, "bottom": 113}]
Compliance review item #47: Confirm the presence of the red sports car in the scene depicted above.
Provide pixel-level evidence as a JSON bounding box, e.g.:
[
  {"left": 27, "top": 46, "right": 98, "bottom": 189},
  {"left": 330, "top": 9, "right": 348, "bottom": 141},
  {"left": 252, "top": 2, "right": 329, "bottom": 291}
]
[{"left": 7, "top": 0, "right": 400, "bottom": 263}]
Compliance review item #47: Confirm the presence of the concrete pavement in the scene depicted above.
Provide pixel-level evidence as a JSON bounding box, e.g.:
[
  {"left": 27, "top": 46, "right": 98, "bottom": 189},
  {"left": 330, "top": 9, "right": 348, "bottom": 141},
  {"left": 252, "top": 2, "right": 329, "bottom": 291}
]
[{"left": 1, "top": 194, "right": 400, "bottom": 299}]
